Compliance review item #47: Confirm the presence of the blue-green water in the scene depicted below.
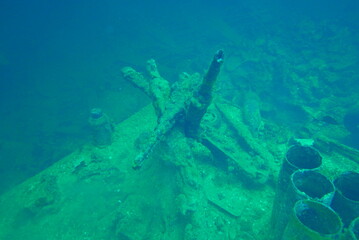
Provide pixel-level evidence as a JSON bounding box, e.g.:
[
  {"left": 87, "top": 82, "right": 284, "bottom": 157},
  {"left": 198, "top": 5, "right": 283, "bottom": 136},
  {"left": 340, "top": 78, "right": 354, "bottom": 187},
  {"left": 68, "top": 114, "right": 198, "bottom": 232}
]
[{"left": 0, "top": 0, "right": 358, "bottom": 239}]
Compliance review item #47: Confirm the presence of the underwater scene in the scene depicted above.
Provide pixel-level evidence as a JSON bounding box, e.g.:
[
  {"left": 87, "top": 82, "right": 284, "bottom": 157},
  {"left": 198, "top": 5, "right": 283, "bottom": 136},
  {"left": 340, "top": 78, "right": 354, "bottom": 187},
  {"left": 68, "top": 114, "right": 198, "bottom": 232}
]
[{"left": 0, "top": 0, "right": 359, "bottom": 239}]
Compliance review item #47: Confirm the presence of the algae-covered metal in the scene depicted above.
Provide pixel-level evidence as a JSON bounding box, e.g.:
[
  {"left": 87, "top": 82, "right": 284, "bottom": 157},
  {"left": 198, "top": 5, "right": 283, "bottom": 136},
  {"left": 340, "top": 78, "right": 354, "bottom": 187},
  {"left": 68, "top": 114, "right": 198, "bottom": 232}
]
[{"left": 122, "top": 50, "right": 224, "bottom": 169}]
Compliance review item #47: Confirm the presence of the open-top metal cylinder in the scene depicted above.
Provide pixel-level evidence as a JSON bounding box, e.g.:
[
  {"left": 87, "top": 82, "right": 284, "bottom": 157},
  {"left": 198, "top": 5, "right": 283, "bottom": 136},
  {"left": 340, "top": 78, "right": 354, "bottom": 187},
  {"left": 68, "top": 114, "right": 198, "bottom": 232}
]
[
  {"left": 282, "top": 200, "right": 343, "bottom": 240},
  {"left": 290, "top": 169, "right": 334, "bottom": 204},
  {"left": 271, "top": 145, "right": 323, "bottom": 240},
  {"left": 348, "top": 217, "right": 359, "bottom": 240},
  {"left": 331, "top": 171, "right": 359, "bottom": 227}
]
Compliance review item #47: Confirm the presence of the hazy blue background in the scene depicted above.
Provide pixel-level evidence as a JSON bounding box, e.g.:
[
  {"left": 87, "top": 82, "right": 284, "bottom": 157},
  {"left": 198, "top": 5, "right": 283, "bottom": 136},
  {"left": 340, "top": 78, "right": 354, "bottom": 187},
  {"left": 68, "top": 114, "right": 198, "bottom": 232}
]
[{"left": 0, "top": 0, "right": 358, "bottom": 193}]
